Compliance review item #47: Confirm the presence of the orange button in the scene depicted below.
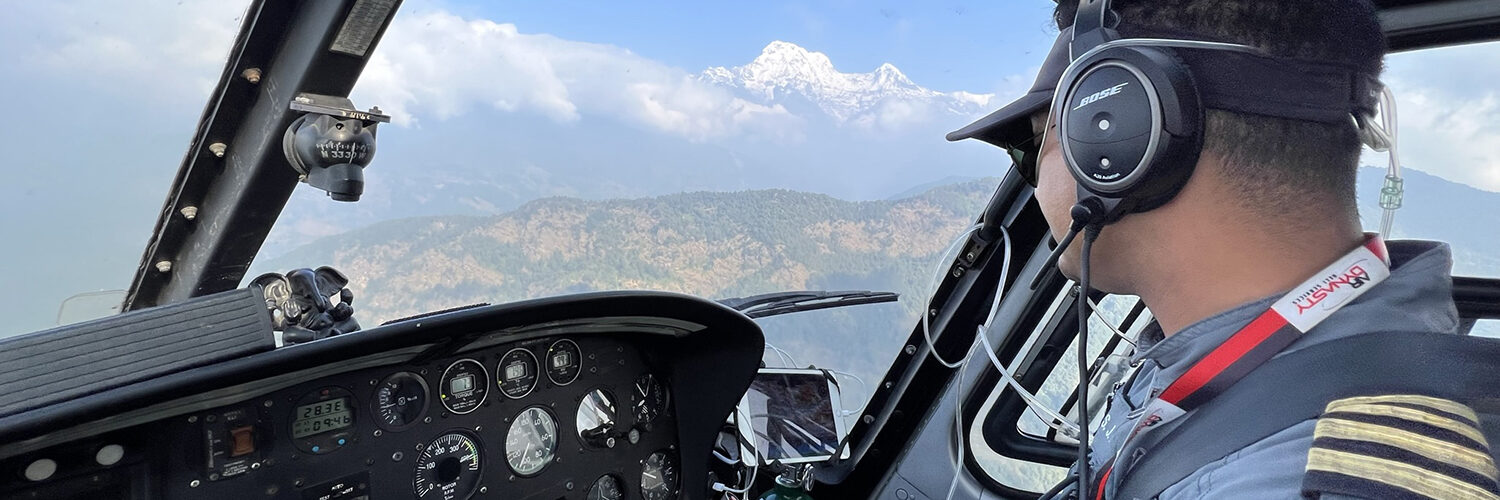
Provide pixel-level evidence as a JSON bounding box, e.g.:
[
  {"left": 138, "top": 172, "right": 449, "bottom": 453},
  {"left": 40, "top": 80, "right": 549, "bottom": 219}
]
[{"left": 230, "top": 426, "right": 255, "bottom": 457}]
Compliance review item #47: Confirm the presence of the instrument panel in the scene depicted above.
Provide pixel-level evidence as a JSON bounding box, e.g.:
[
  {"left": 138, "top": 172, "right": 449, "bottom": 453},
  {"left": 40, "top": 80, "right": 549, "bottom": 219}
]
[
  {"left": 0, "top": 291, "right": 761, "bottom": 500},
  {"left": 161, "top": 336, "right": 678, "bottom": 500},
  {"left": 4, "top": 338, "right": 678, "bottom": 500}
]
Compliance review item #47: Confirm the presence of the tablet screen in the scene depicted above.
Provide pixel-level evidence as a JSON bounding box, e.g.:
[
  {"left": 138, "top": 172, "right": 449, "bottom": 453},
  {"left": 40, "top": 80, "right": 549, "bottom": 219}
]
[{"left": 741, "top": 370, "right": 843, "bottom": 463}]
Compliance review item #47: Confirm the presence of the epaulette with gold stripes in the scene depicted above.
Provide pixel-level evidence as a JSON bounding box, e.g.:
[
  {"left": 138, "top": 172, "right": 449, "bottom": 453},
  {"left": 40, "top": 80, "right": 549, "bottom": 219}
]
[{"left": 1302, "top": 394, "right": 1500, "bottom": 500}]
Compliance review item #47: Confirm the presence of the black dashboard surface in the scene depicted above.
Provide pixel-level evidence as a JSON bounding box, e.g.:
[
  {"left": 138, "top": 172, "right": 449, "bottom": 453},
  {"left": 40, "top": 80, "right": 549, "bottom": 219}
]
[{"left": 0, "top": 291, "right": 763, "bottom": 500}]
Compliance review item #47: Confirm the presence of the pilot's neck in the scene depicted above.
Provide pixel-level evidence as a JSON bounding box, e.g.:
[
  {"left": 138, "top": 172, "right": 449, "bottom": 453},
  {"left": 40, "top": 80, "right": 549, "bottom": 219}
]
[{"left": 1128, "top": 195, "right": 1364, "bottom": 338}]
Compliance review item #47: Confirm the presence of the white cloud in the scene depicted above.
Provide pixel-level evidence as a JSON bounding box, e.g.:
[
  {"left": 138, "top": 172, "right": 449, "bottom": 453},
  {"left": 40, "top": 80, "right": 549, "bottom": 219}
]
[
  {"left": 0, "top": 0, "right": 245, "bottom": 99},
  {"left": 0, "top": 1, "right": 799, "bottom": 143},
  {"left": 354, "top": 11, "right": 802, "bottom": 142},
  {"left": 1369, "top": 41, "right": 1500, "bottom": 192}
]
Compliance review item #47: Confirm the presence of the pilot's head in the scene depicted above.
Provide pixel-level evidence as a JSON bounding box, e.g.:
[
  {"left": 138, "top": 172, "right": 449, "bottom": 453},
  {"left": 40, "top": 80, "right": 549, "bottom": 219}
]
[{"left": 950, "top": 0, "right": 1385, "bottom": 295}]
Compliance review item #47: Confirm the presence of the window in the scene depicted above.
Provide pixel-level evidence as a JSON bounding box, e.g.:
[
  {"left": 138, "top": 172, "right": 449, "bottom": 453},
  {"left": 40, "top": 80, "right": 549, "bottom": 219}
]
[
  {"left": 969, "top": 289, "right": 1149, "bottom": 493},
  {"left": 1471, "top": 320, "right": 1499, "bottom": 339}
]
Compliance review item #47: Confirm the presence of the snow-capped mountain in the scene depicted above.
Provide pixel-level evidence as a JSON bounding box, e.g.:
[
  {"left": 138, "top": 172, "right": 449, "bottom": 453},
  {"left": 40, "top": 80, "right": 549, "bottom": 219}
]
[{"left": 703, "top": 41, "right": 993, "bottom": 122}]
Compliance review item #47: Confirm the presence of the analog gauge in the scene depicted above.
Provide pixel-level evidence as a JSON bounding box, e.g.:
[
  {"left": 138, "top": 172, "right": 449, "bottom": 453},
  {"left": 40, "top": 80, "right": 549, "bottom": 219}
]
[
  {"left": 505, "top": 407, "right": 558, "bottom": 477},
  {"left": 587, "top": 474, "right": 625, "bottom": 500},
  {"left": 439, "top": 359, "right": 489, "bottom": 415},
  {"left": 372, "top": 371, "right": 429, "bottom": 431},
  {"left": 498, "top": 348, "right": 540, "bottom": 399},
  {"left": 414, "top": 431, "right": 483, "bottom": 500},
  {"left": 545, "top": 339, "right": 583, "bottom": 386},
  {"left": 632, "top": 374, "right": 669, "bottom": 425},
  {"left": 576, "top": 389, "right": 619, "bottom": 448},
  {"left": 640, "top": 450, "right": 680, "bottom": 500}
]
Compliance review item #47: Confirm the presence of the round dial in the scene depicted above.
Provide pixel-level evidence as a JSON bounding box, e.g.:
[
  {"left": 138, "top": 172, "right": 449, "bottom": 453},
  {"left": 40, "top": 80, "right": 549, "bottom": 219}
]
[
  {"left": 439, "top": 359, "right": 489, "bottom": 415},
  {"left": 505, "top": 407, "right": 558, "bottom": 477},
  {"left": 498, "top": 348, "right": 540, "bottom": 399},
  {"left": 373, "top": 371, "right": 428, "bottom": 431},
  {"left": 545, "top": 339, "right": 583, "bottom": 386},
  {"left": 587, "top": 474, "right": 625, "bottom": 500},
  {"left": 632, "top": 374, "right": 669, "bottom": 424},
  {"left": 413, "top": 432, "right": 483, "bottom": 500},
  {"left": 576, "top": 389, "right": 618, "bottom": 448},
  {"left": 640, "top": 450, "right": 679, "bottom": 500}
]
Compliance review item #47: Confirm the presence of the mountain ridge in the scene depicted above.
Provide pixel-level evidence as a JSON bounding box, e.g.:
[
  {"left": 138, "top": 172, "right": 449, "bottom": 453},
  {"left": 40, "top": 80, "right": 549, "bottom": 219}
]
[{"left": 701, "top": 40, "right": 993, "bottom": 121}]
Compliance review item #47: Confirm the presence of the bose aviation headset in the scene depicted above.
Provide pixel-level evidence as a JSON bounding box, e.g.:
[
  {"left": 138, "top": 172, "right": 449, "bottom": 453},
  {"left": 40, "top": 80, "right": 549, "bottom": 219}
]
[{"left": 1052, "top": 0, "right": 1381, "bottom": 226}]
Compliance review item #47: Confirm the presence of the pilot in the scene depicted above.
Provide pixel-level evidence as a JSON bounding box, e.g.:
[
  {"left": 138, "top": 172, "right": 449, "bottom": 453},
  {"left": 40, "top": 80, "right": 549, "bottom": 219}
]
[{"left": 948, "top": 0, "right": 1500, "bottom": 498}]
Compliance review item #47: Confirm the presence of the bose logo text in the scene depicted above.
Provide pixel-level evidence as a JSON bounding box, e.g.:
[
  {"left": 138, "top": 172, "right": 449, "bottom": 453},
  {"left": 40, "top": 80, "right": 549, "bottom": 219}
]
[{"left": 1074, "top": 82, "right": 1129, "bottom": 110}]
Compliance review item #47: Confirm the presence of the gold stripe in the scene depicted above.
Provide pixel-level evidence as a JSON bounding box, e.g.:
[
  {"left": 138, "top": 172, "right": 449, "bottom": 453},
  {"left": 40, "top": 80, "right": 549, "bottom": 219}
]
[
  {"left": 1324, "top": 402, "right": 1489, "bottom": 446},
  {"left": 1307, "top": 448, "right": 1500, "bottom": 500},
  {"left": 1327, "top": 395, "right": 1482, "bottom": 425},
  {"left": 1316, "top": 418, "right": 1499, "bottom": 479}
]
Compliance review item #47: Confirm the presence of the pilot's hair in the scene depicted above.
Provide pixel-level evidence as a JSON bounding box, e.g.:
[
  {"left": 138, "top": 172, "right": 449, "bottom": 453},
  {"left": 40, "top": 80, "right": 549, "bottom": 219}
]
[{"left": 1053, "top": 0, "right": 1386, "bottom": 221}]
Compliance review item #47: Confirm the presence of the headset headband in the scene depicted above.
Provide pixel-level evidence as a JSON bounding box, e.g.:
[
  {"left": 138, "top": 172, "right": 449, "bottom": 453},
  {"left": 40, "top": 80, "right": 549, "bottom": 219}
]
[
  {"left": 1070, "top": 0, "right": 1113, "bottom": 57},
  {"left": 1065, "top": 0, "right": 1378, "bottom": 123}
]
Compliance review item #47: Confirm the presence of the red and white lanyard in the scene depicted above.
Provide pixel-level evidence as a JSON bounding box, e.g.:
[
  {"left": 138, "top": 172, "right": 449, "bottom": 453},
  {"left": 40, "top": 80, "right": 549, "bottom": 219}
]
[{"left": 1094, "top": 234, "right": 1392, "bottom": 499}]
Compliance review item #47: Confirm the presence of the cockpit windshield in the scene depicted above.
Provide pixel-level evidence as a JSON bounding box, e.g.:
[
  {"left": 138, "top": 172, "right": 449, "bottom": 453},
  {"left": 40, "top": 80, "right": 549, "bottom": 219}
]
[{"left": 2, "top": 0, "right": 1499, "bottom": 405}]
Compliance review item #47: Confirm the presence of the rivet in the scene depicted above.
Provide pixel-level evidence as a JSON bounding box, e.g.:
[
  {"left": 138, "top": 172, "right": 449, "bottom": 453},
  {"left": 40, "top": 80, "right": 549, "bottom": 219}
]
[
  {"left": 241, "top": 68, "right": 262, "bottom": 84},
  {"left": 179, "top": 206, "right": 198, "bottom": 220},
  {"left": 904, "top": 345, "right": 916, "bottom": 355},
  {"left": 863, "top": 415, "right": 875, "bottom": 424},
  {"left": 188, "top": 416, "right": 198, "bottom": 423},
  {"left": 392, "top": 452, "right": 404, "bottom": 462},
  {"left": 156, "top": 261, "right": 172, "bottom": 273},
  {"left": 250, "top": 462, "right": 261, "bottom": 470},
  {"left": 479, "top": 486, "right": 488, "bottom": 494},
  {"left": 263, "top": 400, "right": 273, "bottom": 408},
  {"left": 373, "top": 430, "right": 382, "bottom": 437},
  {"left": 190, "top": 480, "right": 200, "bottom": 488},
  {"left": 208, "top": 143, "right": 227, "bottom": 158}
]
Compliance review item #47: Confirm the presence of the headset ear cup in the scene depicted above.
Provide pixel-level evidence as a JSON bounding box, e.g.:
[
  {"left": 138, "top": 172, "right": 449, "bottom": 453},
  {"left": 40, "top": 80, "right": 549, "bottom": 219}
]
[{"left": 1057, "top": 46, "right": 1203, "bottom": 222}]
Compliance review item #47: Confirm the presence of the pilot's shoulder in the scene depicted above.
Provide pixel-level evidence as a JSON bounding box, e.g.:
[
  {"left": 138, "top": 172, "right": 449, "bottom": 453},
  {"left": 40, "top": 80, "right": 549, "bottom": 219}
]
[{"left": 1301, "top": 394, "right": 1500, "bottom": 500}]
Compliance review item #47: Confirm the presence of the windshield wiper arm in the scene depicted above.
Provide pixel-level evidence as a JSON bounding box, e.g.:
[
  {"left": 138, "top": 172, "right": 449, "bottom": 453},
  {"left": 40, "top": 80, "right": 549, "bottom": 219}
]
[{"left": 717, "top": 290, "right": 900, "bottom": 319}]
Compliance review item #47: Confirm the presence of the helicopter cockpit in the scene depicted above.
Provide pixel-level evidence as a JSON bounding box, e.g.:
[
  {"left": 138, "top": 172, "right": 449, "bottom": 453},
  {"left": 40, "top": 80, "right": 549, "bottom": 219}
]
[{"left": 1, "top": 1, "right": 1498, "bottom": 499}]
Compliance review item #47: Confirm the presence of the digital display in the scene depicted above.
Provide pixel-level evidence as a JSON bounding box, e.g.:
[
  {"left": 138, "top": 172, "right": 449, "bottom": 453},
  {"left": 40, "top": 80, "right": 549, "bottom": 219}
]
[
  {"left": 552, "top": 352, "right": 570, "bottom": 368},
  {"left": 450, "top": 374, "right": 474, "bottom": 394},
  {"left": 506, "top": 362, "right": 527, "bottom": 380},
  {"left": 742, "top": 372, "right": 842, "bottom": 463},
  {"left": 292, "top": 398, "right": 352, "bottom": 439}
]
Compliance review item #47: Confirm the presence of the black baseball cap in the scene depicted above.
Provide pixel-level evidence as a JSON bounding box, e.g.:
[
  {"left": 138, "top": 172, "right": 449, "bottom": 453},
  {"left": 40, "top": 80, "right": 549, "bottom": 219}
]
[{"left": 946, "top": 28, "right": 1073, "bottom": 147}]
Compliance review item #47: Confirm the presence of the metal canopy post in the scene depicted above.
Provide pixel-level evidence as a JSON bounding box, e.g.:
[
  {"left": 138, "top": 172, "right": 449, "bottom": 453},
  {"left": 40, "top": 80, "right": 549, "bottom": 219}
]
[{"left": 124, "top": 0, "right": 401, "bottom": 311}]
